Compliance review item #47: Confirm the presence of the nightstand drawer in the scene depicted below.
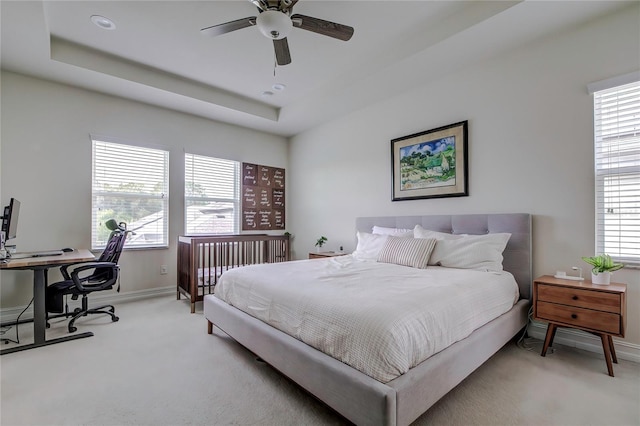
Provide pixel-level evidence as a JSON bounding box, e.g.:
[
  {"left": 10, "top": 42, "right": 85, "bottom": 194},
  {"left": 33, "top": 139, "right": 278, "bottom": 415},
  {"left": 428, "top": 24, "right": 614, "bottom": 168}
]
[
  {"left": 537, "top": 284, "right": 621, "bottom": 314},
  {"left": 537, "top": 301, "right": 621, "bottom": 335}
]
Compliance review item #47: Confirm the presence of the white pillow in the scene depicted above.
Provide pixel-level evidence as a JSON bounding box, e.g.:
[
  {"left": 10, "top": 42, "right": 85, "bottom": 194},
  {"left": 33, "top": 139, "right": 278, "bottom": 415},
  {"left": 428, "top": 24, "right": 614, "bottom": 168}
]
[
  {"left": 428, "top": 233, "right": 512, "bottom": 271},
  {"left": 372, "top": 226, "right": 413, "bottom": 238},
  {"left": 377, "top": 236, "right": 437, "bottom": 269},
  {"left": 352, "top": 232, "right": 389, "bottom": 261},
  {"left": 413, "top": 224, "right": 466, "bottom": 240}
]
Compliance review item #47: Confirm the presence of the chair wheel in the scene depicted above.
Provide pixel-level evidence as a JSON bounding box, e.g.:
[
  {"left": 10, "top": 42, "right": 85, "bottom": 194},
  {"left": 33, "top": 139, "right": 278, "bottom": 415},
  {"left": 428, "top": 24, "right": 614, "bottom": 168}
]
[
  {"left": 112, "top": 316, "right": 119, "bottom": 322},
  {"left": 69, "top": 326, "right": 77, "bottom": 333},
  {"left": 73, "top": 308, "right": 81, "bottom": 313}
]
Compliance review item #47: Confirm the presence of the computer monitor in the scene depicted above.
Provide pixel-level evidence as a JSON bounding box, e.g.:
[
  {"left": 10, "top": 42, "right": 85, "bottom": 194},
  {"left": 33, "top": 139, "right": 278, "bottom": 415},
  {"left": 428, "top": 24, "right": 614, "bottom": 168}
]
[{"left": 1, "top": 198, "right": 20, "bottom": 240}]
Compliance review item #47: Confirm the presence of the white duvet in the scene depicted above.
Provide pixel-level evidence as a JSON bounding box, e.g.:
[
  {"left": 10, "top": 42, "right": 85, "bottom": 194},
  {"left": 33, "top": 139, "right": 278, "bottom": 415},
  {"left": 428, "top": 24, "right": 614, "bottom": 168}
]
[{"left": 214, "top": 255, "right": 519, "bottom": 383}]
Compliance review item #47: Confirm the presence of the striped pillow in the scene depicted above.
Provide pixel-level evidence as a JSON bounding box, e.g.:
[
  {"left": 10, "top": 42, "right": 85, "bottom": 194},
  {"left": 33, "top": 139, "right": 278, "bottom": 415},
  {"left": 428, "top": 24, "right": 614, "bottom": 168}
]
[{"left": 377, "top": 236, "right": 437, "bottom": 269}]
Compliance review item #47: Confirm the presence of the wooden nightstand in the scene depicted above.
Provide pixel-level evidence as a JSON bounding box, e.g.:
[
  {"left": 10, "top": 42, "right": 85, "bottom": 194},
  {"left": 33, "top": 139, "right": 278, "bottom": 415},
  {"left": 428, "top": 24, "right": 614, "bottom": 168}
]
[
  {"left": 309, "top": 251, "right": 347, "bottom": 259},
  {"left": 533, "top": 275, "right": 627, "bottom": 376}
]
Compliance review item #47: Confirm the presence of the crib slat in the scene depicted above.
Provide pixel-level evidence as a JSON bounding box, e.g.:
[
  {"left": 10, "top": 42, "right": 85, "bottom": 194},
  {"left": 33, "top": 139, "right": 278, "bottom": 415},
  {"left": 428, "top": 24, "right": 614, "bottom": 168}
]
[{"left": 177, "top": 234, "right": 290, "bottom": 312}]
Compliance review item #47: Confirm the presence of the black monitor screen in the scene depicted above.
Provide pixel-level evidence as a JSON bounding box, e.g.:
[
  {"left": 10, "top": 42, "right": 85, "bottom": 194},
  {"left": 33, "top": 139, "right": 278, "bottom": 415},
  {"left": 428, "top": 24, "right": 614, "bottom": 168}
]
[{"left": 2, "top": 198, "right": 20, "bottom": 240}]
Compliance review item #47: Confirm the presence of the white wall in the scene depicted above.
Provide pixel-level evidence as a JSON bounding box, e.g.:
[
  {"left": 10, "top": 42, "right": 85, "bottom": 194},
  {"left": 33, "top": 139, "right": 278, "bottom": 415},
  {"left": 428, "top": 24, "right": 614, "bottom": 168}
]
[
  {"left": 0, "top": 72, "right": 287, "bottom": 307},
  {"left": 288, "top": 6, "right": 640, "bottom": 348}
]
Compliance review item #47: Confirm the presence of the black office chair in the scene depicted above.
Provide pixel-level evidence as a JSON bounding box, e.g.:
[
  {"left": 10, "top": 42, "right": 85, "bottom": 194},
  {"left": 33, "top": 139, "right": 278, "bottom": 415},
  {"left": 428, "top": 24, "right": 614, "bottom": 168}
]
[{"left": 45, "top": 224, "right": 128, "bottom": 333}]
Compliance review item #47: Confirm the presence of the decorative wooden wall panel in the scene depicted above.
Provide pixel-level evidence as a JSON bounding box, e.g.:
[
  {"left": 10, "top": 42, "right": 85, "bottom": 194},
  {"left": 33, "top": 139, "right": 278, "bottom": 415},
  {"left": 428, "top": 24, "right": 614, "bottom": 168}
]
[{"left": 242, "top": 163, "right": 285, "bottom": 230}]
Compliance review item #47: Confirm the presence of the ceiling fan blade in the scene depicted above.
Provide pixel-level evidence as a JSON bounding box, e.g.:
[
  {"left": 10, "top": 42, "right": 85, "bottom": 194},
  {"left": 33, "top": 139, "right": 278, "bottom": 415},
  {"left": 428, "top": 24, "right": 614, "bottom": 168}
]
[
  {"left": 273, "top": 38, "right": 292, "bottom": 66},
  {"left": 201, "top": 17, "right": 256, "bottom": 37},
  {"left": 291, "top": 14, "right": 354, "bottom": 41}
]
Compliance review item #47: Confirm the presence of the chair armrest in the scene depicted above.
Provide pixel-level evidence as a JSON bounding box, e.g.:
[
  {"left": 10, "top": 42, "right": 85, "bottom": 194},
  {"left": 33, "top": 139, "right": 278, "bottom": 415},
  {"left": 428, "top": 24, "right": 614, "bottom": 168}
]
[
  {"left": 69, "top": 262, "right": 119, "bottom": 292},
  {"left": 59, "top": 261, "right": 98, "bottom": 280}
]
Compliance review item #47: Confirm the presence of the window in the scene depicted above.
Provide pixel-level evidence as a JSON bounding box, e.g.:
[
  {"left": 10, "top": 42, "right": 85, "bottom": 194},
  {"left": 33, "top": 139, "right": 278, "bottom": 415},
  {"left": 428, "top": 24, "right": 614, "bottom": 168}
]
[
  {"left": 92, "top": 138, "right": 169, "bottom": 249},
  {"left": 592, "top": 79, "right": 640, "bottom": 265},
  {"left": 185, "top": 153, "right": 240, "bottom": 235}
]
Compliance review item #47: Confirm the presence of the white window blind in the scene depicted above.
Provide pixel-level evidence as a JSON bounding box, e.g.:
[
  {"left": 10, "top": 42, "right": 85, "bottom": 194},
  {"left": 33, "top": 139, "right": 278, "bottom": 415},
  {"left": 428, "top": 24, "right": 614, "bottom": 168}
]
[
  {"left": 594, "top": 80, "right": 640, "bottom": 265},
  {"left": 92, "top": 139, "right": 169, "bottom": 249},
  {"left": 185, "top": 153, "right": 240, "bottom": 235}
]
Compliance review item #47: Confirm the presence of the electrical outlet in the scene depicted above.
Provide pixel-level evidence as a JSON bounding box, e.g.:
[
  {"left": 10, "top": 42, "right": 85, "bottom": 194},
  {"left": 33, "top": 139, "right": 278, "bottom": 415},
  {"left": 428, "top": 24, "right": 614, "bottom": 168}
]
[{"left": 160, "top": 265, "right": 168, "bottom": 275}]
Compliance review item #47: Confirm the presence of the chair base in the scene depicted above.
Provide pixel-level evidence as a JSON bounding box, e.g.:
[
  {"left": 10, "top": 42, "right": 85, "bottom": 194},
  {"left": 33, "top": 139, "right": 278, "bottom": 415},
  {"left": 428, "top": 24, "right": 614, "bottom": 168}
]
[
  {"left": 68, "top": 302, "right": 119, "bottom": 333},
  {"left": 47, "top": 295, "right": 119, "bottom": 333}
]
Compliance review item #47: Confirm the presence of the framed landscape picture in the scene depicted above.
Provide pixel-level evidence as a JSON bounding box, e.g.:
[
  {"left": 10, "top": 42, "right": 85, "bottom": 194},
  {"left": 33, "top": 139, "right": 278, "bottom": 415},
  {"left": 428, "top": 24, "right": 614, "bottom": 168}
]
[{"left": 391, "top": 121, "right": 468, "bottom": 201}]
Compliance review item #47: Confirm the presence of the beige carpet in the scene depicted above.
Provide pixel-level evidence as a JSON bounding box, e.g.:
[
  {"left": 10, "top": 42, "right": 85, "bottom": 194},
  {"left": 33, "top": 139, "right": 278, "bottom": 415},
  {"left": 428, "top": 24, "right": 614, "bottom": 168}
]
[{"left": 1, "top": 295, "right": 639, "bottom": 426}]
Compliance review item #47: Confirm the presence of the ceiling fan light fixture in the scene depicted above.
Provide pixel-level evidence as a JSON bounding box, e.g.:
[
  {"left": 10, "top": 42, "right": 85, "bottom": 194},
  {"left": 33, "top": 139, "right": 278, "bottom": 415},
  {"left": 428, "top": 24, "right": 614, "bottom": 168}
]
[
  {"left": 90, "top": 15, "right": 116, "bottom": 30},
  {"left": 256, "top": 10, "right": 292, "bottom": 40}
]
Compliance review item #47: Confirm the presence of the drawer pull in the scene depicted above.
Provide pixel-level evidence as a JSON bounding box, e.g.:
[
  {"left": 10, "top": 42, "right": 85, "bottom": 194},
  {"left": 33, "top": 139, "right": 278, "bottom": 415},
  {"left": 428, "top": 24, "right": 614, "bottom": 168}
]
[
  {"left": 571, "top": 314, "right": 578, "bottom": 319},
  {"left": 572, "top": 295, "right": 578, "bottom": 300}
]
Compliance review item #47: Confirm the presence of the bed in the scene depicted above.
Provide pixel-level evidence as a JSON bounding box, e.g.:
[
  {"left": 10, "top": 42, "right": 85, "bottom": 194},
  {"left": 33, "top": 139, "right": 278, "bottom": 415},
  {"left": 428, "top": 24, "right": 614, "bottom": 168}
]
[{"left": 204, "top": 213, "right": 531, "bottom": 425}]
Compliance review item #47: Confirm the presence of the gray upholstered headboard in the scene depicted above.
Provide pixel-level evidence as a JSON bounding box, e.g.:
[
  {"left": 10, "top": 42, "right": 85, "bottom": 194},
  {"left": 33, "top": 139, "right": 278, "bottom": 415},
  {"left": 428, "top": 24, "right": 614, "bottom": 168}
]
[{"left": 355, "top": 213, "right": 532, "bottom": 300}]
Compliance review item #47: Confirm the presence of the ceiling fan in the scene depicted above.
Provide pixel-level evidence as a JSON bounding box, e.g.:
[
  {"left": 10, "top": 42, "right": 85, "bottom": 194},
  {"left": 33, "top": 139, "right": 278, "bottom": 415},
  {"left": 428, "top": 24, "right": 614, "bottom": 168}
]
[{"left": 201, "top": 0, "right": 354, "bottom": 66}]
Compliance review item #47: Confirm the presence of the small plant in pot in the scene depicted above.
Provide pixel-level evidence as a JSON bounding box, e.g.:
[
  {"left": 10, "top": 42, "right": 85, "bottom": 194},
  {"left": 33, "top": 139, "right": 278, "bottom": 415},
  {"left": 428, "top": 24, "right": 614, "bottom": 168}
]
[
  {"left": 315, "top": 236, "right": 328, "bottom": 252},
  {"left": 581, "top": 254, "right": 624, "bottom": 285}
]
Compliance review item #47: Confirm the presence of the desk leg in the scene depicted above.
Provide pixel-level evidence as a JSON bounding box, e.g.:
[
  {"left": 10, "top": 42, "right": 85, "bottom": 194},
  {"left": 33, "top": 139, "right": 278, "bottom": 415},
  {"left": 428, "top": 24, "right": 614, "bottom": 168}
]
[
  {"left": 32, "top": 269, "right": 46, "bottom": 344},
  {"left": 0, "top": 268, "right": 93, "bottom": 356}
]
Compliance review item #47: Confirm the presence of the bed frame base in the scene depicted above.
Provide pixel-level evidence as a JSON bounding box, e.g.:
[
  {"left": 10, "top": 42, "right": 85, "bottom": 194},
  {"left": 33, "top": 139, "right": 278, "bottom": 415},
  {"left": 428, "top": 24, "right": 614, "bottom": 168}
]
[{"left": 206, "top": 296, "right": 528, "bottom": 426}]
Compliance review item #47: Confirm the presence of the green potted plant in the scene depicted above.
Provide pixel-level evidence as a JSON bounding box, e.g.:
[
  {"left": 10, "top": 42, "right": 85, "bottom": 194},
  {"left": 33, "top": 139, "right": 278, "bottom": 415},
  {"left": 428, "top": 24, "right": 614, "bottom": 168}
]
[
  {"left": 581, "top": 254, "right": 624, "bottom": 285},
  {"left": 315, "top": 236, "right": 328, "bottom": 252}
]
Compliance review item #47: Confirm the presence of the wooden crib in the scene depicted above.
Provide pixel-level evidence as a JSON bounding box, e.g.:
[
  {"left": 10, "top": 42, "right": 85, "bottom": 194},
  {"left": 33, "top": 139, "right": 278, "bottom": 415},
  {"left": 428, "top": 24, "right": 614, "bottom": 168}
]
[{"left": 177, "top": 234, "right": 291, "bottom": 312}]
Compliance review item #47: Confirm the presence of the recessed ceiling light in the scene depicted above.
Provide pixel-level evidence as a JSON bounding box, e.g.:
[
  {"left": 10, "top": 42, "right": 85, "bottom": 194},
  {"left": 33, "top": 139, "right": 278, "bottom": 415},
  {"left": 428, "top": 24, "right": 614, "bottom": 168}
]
[
  {"left": 261, "top": 91, "right": 274, "bottom": 97},
  {"left": 91, "top": 15, "right": 116, "bottom": 30},
  {"left": 272, "top": 83, "right": 286, "bottom": 91}
]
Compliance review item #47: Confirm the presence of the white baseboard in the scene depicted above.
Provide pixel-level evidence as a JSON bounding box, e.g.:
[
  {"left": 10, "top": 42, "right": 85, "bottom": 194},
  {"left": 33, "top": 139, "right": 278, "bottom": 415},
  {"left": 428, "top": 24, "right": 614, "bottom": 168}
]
[
  {"left": 528, "top": 320, "right": 640, "bottom": 364},
  {"left": 0, "top": 286, "right": 175, "bottom": 324}
]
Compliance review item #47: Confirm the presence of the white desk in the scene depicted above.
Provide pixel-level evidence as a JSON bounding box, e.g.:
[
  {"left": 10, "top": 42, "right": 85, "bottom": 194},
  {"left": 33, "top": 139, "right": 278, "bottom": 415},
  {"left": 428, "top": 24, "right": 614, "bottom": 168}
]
[{"left": 0, "top": 249, "right": 95, "bottom": 355}]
